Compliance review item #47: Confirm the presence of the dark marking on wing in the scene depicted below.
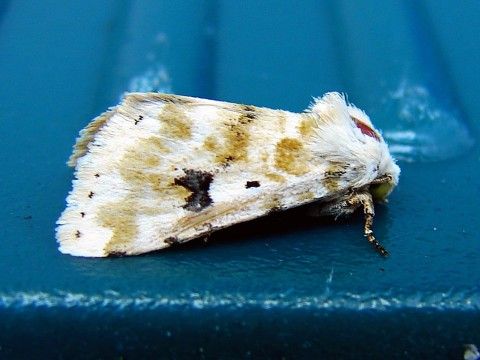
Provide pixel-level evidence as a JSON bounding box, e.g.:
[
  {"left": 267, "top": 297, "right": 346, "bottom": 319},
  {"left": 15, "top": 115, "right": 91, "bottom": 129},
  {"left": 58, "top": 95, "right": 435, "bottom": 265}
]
[
  {"left": 134, "top": 115, "right": 143, "bottom": 125},
  {"left": 242, "top": 105, "right": 257, "bottom": 120},
  {"left": 267, "top": 206, "right": 282, "bottom": 215},
  {"left": 159, "top": 104, "right": 192, "bottom": 139},
  {"left": 155, "top": 94, "right": 195, "bottom": 106},
  {"left": 245, "top": 180, "right": 260, "bottom": 188},
  {"left": 323, "top": 162, "right": 348, "bottom": 191},
  {"left": 174, "top": 169, "right": 214, "bottom": 212}
]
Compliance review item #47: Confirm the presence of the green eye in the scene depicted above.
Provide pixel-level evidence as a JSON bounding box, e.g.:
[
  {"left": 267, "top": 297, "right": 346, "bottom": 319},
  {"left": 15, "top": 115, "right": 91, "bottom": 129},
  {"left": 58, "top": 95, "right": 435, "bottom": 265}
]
[{"left": 370, "top": 181, "right": 394, "bottom": 202}]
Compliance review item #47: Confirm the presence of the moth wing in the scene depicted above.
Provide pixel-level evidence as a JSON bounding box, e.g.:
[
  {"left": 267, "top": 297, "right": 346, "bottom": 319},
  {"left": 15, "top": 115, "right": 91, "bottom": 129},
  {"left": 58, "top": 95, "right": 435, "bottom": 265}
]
[{"left": 57, "top": 93, "right": 356, "bottom": 257}]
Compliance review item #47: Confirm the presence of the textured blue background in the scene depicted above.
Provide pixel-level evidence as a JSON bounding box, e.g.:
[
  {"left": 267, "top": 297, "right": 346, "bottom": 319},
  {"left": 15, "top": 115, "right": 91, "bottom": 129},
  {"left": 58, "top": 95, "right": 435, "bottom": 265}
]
[{"left": 0, "top": 1, "right": 479, "bottom": 358}]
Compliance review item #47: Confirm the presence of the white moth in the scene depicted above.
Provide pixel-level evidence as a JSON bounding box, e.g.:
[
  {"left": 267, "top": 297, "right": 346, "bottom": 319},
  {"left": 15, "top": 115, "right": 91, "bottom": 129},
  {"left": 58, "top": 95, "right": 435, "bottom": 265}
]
[{"left": 56, "top": 92, "right": 400, "bottom": 257}]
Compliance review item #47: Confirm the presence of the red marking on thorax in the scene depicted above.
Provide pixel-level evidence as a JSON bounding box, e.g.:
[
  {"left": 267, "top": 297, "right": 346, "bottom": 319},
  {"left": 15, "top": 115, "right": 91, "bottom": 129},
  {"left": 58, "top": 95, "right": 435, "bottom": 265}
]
[{"left": 352, "top": 117, "right": 380, "bottom": 141}]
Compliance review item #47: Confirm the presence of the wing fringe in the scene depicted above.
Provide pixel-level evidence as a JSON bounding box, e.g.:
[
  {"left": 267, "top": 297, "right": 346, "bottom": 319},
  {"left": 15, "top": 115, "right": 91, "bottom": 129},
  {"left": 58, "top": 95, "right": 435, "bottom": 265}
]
[{"left": 67, "top": 107, "right": 117, "bottom": 167}]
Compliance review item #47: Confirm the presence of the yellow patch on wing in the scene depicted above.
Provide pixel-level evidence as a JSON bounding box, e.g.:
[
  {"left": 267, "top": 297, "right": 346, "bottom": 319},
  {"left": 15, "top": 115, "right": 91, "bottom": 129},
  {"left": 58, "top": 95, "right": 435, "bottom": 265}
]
[
  {"left": 98, "top": 136, "right": 199, "bottom": 254},
  {"left": 213, "top": 112, "right": 253, "bottom": 165},
  {"left": 203, "top": 135, "right": 219, "bottom": 152},
  {"left": 158, "top": 104, "right": 192, "bottom": 140},
  {"left": 264, "top": 172, "right": 286, "bottom": 183},
  {"left": 98, "top": 197, "right": 139, "bottom": 255},
  {"left": 297, "top": 191, "right": 316, "bottom": 202},
  {"left": 323, "top": 162, "right": 348, "bottom": 191},
  {"left": 298, "top": 115, "right": 317, "bottom": 138},
  {"left": 263, "top": 195, "right": 282, "bottom": 213},
  {"left": 118, "top": 136, "right": 190, "bottom": 200},
  {"left": 274, "top": 138, "right": 310, "bottom": 175}
]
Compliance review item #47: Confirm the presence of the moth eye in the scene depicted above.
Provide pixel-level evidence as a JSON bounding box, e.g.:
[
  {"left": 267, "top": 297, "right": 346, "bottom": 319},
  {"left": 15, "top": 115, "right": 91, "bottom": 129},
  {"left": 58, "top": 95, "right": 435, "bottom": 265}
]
[{"left": 351, "top": 116, "right": 380, "bottom": 141}]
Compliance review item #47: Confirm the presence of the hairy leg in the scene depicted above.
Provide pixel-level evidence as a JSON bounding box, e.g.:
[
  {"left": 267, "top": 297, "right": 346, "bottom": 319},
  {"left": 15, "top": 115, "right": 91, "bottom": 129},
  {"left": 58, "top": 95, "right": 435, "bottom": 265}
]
[
  {"left": 348, "top": 192, "right": 389, "bottom": 257},
  {"left": 309, "top": 191, "right": 389, "bottom": 257}
]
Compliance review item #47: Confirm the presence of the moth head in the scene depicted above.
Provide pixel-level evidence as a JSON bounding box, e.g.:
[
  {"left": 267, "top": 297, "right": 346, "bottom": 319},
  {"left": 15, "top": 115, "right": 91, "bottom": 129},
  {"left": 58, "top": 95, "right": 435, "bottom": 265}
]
[
  {"left": 309, "top": 93, "right": 400, "bottom": 201},
  {"left": 345, "top": 104, "right": 400, "bottom": 201},
  {"left": 309, "top": 92, "right": 400, "bottom": 201}
]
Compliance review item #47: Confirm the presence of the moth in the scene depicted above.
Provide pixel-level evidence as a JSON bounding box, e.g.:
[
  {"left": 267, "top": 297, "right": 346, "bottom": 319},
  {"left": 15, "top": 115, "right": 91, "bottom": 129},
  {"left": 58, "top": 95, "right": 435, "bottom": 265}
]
[{"left": 56, "top": 92, "right": 400, "bottom": 257}]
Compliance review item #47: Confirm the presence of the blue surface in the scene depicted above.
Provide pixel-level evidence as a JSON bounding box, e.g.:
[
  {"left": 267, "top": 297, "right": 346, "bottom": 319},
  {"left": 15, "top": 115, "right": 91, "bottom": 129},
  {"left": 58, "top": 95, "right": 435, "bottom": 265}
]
[{"left": 1, "top": 1, "right": 479, "bottom": 358}]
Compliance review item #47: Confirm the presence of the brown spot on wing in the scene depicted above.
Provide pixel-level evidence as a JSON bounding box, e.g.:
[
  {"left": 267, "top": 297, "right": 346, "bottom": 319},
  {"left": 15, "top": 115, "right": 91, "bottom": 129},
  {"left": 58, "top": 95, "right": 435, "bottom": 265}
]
[
  {"left": 100, "top": 138, "right": 170, "bottom": 253},
  {"left": 98, "top": 195, "right": 170, "bottom": 254},
  {"left": 245, "top": 180, "right": 260, "bottom": 188},
  {"left": 298, "top": 115, "right": 317, "bottom": 138},
  {"left": 174, "top": 169, "right": 214, "bottom": 212},
  {"left": 146, "top": 136, "right": 170, "bottom": 153},
  {"left": 119, "top": 137, "right": 166, "bottom": 182},
  {"left": 155, "top": 94, "right": 196, "bottom": 106},
  {"left": 98, "top": 198, "right": 138, "bottom": 255},
  {"left": 274, "top": 138, "right": 310, "bottom": 175},
  {"left": 92, "top": 136, "right": 176, "bottom": 252},
  {"left": 242, "top": 105, "right": 258, "bottom": 120},
  {"left": 323, "top": 162, "right": 348, "bottom": 192},
  {"left": 118, "top": 137, "right": 189, "bottom": 200},
  {"left": 127, "top": 93, "right": 196, "bottom": 106},
  {"left": 158, "top": 104, "right": 192, "bottom": 140},
  {"left": 203, "top": 135, "right": 218, "bottom": 152},
  {"left": 264, "top": 196, "right": 282, "bottom": 214},
  {"left": 297, "top": 191, "right": 316, "bottom": 202},
  {"left": 213, "top": 112, "right": 253, "bottom": 165},
  {"left": 265, "top": 173, "right": 286, "bottom": 183}
]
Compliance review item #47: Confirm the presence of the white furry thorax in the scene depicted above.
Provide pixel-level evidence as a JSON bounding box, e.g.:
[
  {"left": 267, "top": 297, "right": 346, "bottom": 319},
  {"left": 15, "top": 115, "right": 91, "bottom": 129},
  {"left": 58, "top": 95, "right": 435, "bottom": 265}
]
[
  {"left": 56, "top": 92, "right": 400, "bottom": 257},
  {"left": 309, "top": 93, "right": 399, "bottom": 188}
]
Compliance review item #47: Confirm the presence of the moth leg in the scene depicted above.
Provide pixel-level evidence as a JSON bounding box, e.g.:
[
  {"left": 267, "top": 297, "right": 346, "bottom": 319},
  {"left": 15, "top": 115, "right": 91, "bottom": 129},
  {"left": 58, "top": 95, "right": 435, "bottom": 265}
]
[
  {"left": 308, "top": 191, "right": 389, "bottom": 256},
  {"left": 307, "top": 194, "right": 358, "bottom": 218},
  {"left": 348, "top": 192, "right": 389, "bottom": 257},
  {"left": 202, "top": 223, "right": 214, "bottom": 243}
]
